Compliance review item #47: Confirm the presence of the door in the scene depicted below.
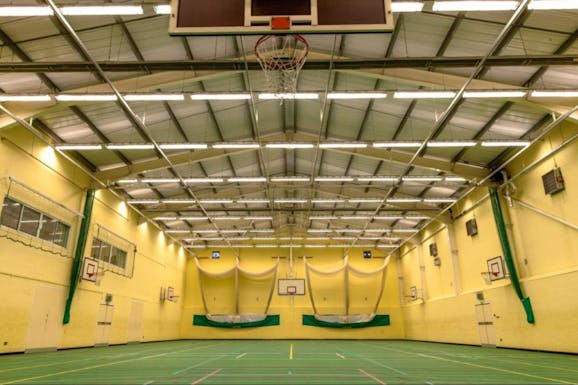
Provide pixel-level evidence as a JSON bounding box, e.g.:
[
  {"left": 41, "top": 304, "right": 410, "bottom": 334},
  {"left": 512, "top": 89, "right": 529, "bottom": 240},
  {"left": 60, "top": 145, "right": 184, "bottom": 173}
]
[
  {"left": 95, "top": 303, "right": 114, "bottom": 346},
  {"left": 25, "top": 285, "right": 66, "bottom": 352},
  {"left": 127, "top": 301, "right": 144, "bottom": 343},
  {"left": 475, "top": 302, "right": 497, "bottom": 347}
]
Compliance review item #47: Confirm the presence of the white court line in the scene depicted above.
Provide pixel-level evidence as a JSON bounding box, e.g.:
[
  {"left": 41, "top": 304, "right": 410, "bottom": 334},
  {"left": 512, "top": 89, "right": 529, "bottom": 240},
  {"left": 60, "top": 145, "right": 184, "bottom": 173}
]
[
  {"left": 359, "top": 368, "right": 387, "bottom": 385},
  {"left": 336, "top": 353, "right": 346, "bottom": 360},
  {"left": 363, "top": 357, "right": 407, "bottom": 375},
  {"left": 173, "top": 356, "right": 224, "bottom": 375},
  {"left": 143, "top": 381, "right": 154, "bottom": 385},
  {"left": 191, "top": 368, "right": 222, "bottom": 385},
  {"left": 235, "top": 353, "right": 247, "bottom": 359}
]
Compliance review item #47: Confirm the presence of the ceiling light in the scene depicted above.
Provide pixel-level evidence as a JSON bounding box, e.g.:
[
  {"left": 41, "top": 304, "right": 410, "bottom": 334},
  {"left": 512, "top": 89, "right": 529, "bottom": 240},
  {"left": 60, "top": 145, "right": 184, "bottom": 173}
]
[
  {"left": 106, "top": 144, "right": 155, "bottom": 150},
  {"left": 445, "top": 177, "right": 468, "bottom": 182},
  {"left": 311, "top": 199, "right": 346, "bottom": 203},
  {"left": 179, "top": 217, "right": 209, "bottom": 221},
  {"left": 129, "top": 199, "right": 160, "bottom": 204},
  {"left": 190, "top": 230, "right": 218, "bottom": 234},
  {"left": 480, "top": 141, "right": 530, "bottom": 147},
  {"left": 190, "top": 93, "right": 251, "bottom": 100},
  {"left": 238, "top": 199, "right": 270, "bottom": 204},
  {"left": 327, "top": 92, "right": 387, "bottom": 99},
  {"left": 0, "top": 6, "right": 54, "bottom": 16},
  {"left": 348, "top": 198, "right": 382, "bottom": 203},
  {"left": 161, "top": 199, "right": 196, "bottom": 204},
  {"left": 373, "top": 216, "right": 404, "bottom": 220},
  {"left": 387, "top": 198, "right": 421, "bottom": 203},
  {"left": 255, "top": 244, "right": 279, "bottom": 248},
  {"left": 391, "top": 2, "right": 425, "bottom": 12},
  {"left": 463, "top": 91, "right": 527, "bottom": 98},
  {"left": 528, "top": 0, "right": 578, "bottom": 10},
  {"left": 184, "top": 178, "right": 224, "bottom": 183},
  {"left": 185, "top": 245, "right": 207, "bottom": 249},
  {"left": 424, "top": 198, "right": 457, "bottom": 203},
  {"left": 153, "top": 4, "right": 172, "bottom": 14},
  {"left": 530, "top": 90, "right": 578, "bottom": 97},
  {"left": 432, "top": 1, "right": 517, "bottom": 12},
  {"left": 165, "top": 230, "right": 191, "bottom": 234},
  {"left": 243, "top": 216, "right": 273, "bottom": 220},
  {"left": 364, "top": 229, "right": 391, "bottom": 233},
  {"left": 60, "top": 6, "right": 144, "bottom": 15},
  {"left": 394, "top": 91, "right": 456, "bottom": 99},
  {"left": 427, "top": 141, "right": 477, "bottom": 147},
  {"left": 252, "top": 237, "right": 276, "bottom": 241},
  {"left": 220, "top": 230, "right": 247, "bottom": 234},
  {"left": 198, "top": 199, "right": 234, "bottom": 204},
  {"left": 265, "top": 143, "right": 315, "bottom": 149},
  {"left": 116, "top": 178, "right": 139, "bottom": 184},
  {"left": 315, "top": 177, "right": 355, "bottom": 182},
  {"left": 249, "top": 229, "right": 275, "bottom": 233},
  {"left": 402, "top": 176, "right": 444, "bottom": 182},
  {"left": 274, "top": 199, "right": 308, "bottom": 203},
  {"left": 159, "top": 143, "right": 208, "bottom": 150},
  {"left": 357, "top": 176, "right": 399, "bottom": 182},
  {"left": 212, "top": 143, "right": 260, "bottom": 149},
  {"left": 55, "top": 94, "right": 117, "bottom": 101},
  {"left": 228, "top": 177, "right": 267, "bottom": 183},
  {"left": 373, "top": 142, "right": 422, "bottom": 148},
  {"left": 340, "top": 216, "right": 371, "bottom": 220},
  {"left": 212, "top": 216, "right": 241, "bottom": 220},
  {"left": 319, "top": 143, "right": 368, "bottom": 149},
  {"left": 55, "top": 144, "right": 103, "bottom": 150},
  {"left": 140, "top": 178, "right": 179, "bottom": 183},
  {"left": 124, "top": 94, "right": 184, "bottom": 101},
  {"left": 310, "top": 216, "right": 338, "bottom": 220},
  {"left": 390, "top": 228, "right": 419, "bottom": 233},
  {"left": 0, "top": 95, "right": 51, "bottom": 102},
  {"left": 270, "top": 176, "right": 311, "bottom": 182},
  {"left": 337, "top": 229, "right": 364, "bottom": 233},
  {"left": 258, "top": 93, "right": 319, "bottom": 100},
  {"left": 307, "top": 229, "right": 332, "bottom": 233}
]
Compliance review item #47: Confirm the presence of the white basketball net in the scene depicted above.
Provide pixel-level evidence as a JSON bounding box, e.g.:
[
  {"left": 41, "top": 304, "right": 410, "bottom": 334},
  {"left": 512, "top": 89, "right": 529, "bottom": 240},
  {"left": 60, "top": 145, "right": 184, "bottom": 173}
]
[{"left": 255, "top": 34, "right": 309, "bottom": 95}]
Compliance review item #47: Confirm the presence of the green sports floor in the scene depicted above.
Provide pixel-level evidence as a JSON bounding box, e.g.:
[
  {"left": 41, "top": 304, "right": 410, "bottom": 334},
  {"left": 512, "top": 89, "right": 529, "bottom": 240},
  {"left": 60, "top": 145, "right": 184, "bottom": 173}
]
[{"left": 1, "top": 340, "right": 577, "bottom": 384}]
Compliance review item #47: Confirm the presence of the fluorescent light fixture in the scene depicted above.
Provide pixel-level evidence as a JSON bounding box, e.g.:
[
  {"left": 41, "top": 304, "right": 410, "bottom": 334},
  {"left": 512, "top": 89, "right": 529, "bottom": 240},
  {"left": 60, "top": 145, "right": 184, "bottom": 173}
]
[
  {"left": 165, "top": 229, "right": 191, "bottom": 234},
  {"left": 337, "top": 229, "right": 364, "bottom": 233},
  {"left": 185, "top": 245, "right": 207, "bottom": 249},
  {"left": 357, "top": 176, "right": 399, "bottom": 182},
  {"left": 391, "top": 2, "right": 425, "bottom": 12},
  {"left": 463, "top": 90, "right": 527, "bottom": 98},
  {"left": 0, "top": 6, "right": 53, "bottom": 16},
  {"left": 427, "top": 141, "right": 476, "bottom": 147},
  {"left": 140, "top": 178, "right": 179, "bottom": 183},
  {"left": 55, "top": 94, "right": 117, "bottom": 101},
  {"left": 432, "top": 1, "right": 517, "bottom": 11},
  {"left": 373, "top": 142, "right": 421, "bottom": 148},
  {"left": 116, "top": 178, "right": 139, "bottom": 184},
  {"left": 228, "top": 177, "right": 267, "bottom": 183},
  {"left": 0, "top": 95, "right": 51, "bottom": 102},
  {"left": 212, "top": 143, "right": 260, "bottom": 149},
  {"left": 405, "top": 216, "right": 431, "bottom": 220},
  {"left": 340, "top": 216, "right": 371, "bottom": 220},
  {"left": 60, "top": 6, "right": 144, "bottom": 15},
  {"left": 394, "top": 91, "right": 456, "bottom": 99},
  {"left": 153, "top": 4, "right": 172, "bottom": 14},
  {"left": 250, "top": 229, "right": 275, "bottom": 233},
  {"left": 307, "top": 229, "right": 333, "bottom": 233},
  {"left": 55, "top": 144, "right": 103, "bottom": 150},
  {"left": 373, "top": 216, "right": 404, "bottom": 220},
  {"left": 327, "top": 92, "right": 387, "bottom": 99},
  {"left": 480, "top": 141, "right": 530, "bottom": 147},
  {"left": 402, "top": 176, "right": 444, "bottom": 182},
  {"left": 107, "top": 144, "right": 155, "bottom": 150},
  {"left": 252, "top": 237, "right": 276, "bottom": 241},
  {"left": 445, "top": 176, "right": 468, "bottom": 182},
  {"left": 390, "top": 228, "right": 419, "bottom": 233},
  {"left": 184, "top": 178, "right": 224, "bottom": 183},
  {"left": 191, "top": 230, "right": 218, "bottom": 234},
  {"left": 270, "top": 176, "right": 311, "bottom": 182},
  {"left": 265, "top": 143, "right": 315, "bottom": 149},
  {"left": 319, "top": 143, "right": 368, "bottom": 149},
  {"left": 359, "top": 236, "right": 386, "bottom": 240},
  {"left": 212, "top": 216, "right": 241, "bottom": 220},
  {"left": 243, "top": 216, "right": 273, "bottom": 220},
  {"left": 364, "top": 229, "right": 391, "bottom": 233},
  {"left": 424, "top": 198, "right": 457, "bottom": 203},
  {"left": 310, "top": 216, "right": 339, "bottom": 220},
  {"left": 303, "top": 244, "right": 326, "bottom": 248},
  {"left": 258, "top": 93, "right": 319, "bottom": 100},
  {"left": 348, "top": 198, "right": 382, "bottom": 203},
  {"left": 387, "top": 198, "right": 422, "bottom": 203},
  {"left": 530, "top": 90, "right": 578, "bottom": 97},
  {"left": 315, "top": 177, "right": 355, "bottom": 182},
  {"left": 124, "top": 94, "right": 184, "bottom": 101},
  {"left": 161, "top": 199, "right": 196, "bottom": 204},
  {"left": 528, "top": 0, "right": 578, "bottom": 10},
  {"left": 190, "top": 93, "right": 251, "bottom": 100},
  {"left": 129, "top": 199, "right": 160, "bottom": 204},
  {"left": 274, "top": 199, "right": 308, "bottom": 203},
  {"left": 159, "top": 143, "right": 208, "bottom": 150},
  {"left": 255, "top": 244, "right": 279, "bottom": 248},
  {"left": 238, "top": 199, "right": 270, "bottom": 204},
  {"left": 220, "top": 230, "right": 246, "bottom": 234},
  {"left": 179, "top": 217, "right": 209, "bottom": 221},
  {"left": 198, "top": 199, "right": 234, "bottom": 204},
  {"left": 311, "top": 199, "right": 346, "bottom": 203}
]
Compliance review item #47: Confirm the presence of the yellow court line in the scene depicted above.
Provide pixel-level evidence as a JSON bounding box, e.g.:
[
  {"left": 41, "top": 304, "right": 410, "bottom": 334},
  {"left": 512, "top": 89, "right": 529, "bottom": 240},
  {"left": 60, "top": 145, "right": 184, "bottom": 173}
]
[
  {"left": 358, "top": 368, "right": 387, "bottom": 385},
  {"left": 289, "top": 343, "right": 294, "bottom": 360},
  {"left": 417, "top": 353, "right": 576, "bottom": 384},
  {"left": 0, "top": 341, "right": 232, "bottom": 385},
  {"left": 191, "top": 368, "right": 222, "bottom": 385}
]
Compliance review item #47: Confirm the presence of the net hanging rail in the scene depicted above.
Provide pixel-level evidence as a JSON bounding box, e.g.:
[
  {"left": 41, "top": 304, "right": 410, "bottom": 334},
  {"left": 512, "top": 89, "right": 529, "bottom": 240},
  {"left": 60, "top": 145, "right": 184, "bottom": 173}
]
[
  {"left": 193, "top": 257, "right": 280, "bottom": 328},
  {"left": 303, "top": 255, "right": 392, "bottom": 327},
  {"left": 255, "top": 34, "right": 309, "bottom": 95}
]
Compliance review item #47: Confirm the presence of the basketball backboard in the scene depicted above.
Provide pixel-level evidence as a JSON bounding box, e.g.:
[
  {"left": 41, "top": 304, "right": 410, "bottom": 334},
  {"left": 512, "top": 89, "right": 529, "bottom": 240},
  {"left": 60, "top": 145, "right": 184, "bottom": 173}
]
[{"left": 169, "top": 0, "right": 394, "bottom": 35}]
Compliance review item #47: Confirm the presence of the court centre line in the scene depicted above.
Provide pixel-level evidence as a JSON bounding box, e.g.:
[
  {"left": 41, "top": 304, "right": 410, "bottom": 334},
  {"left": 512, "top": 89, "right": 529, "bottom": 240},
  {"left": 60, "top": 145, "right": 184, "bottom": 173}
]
[
  {"left": 235, "top": 353, "right": 247, "bottom": 359},
  {"left": 289, "top": 343, "right": 294, "bottom": 360},
  {"left": 0, "top": 341, "right": 232, "bottom": 385},
  {"left": 359, "top": 368, "right": 387, "bottom": 385},
  {"left": 362, "top": 357, "right": 407, "bottom": 376},
  {"left": 417, "top": 353, "right": 575, "bottom": 384},
  {"left": 191, "top": 368, "right": 221, "bottom": 385},
  {"left": 336, "top": 353, "right": 346, "bottom": 359}
]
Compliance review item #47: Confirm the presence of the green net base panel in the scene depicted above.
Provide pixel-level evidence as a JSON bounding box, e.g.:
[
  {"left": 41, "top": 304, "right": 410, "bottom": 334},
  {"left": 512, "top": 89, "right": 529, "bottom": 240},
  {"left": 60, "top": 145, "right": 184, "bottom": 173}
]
[
  {"left": 302, "top": 314, "right": 390, "bottom": 328},
  {"left": 193, "top": 314, "right": 280, "bottom": 328}
]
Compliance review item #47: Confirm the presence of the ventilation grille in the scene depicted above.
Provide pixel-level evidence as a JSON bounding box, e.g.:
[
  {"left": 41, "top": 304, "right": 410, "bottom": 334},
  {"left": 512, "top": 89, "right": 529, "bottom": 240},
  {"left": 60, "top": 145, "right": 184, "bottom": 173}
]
[{"left": 542, "top": 168, "right": 564, "bottom": 195}]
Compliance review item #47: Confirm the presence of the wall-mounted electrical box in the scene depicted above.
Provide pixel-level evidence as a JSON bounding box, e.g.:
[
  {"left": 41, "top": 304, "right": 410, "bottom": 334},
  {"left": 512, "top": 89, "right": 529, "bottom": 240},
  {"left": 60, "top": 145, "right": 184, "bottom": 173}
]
[
  {"left": 542, "top": 167, "right": 564, "bottom": 195},
  {"left": 466, "top": 218, "right": 478, "bottom": 236}
]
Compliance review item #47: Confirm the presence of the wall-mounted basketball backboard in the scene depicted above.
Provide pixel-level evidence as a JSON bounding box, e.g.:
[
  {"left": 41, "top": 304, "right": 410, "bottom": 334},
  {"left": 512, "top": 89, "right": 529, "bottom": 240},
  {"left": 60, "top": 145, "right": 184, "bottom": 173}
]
[{"left": 169, "top": 0, "right": 394, "bottom": 35}]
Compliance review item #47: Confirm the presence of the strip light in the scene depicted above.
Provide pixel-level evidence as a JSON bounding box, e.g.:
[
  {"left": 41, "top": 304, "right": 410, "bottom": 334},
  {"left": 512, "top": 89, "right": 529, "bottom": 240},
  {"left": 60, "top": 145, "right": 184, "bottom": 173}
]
[
  {"left": 271, "top": 176, "right": 311, "bottom": 182},
  {"left": 107, "top": 144, "right": 155, "bottom": 150},
  {"left": 319, "top": 143, "right": 368, "bottom": 149},
  {"left": 528, "top": 0, "right": 578, "bottom": 10},
  {"left": 198, "top": 199, "right": 234, "bottom": 204},
  {"left": 402, "top": 176, "right": 444, "bottom": 182},
  {"left": 259, "top": 93, "right": 319, "bottom": 100},
  {"left": 0, "top": 95, "right": 51, "bottom": 102},
  {"left": 315, "top": 177, "right": 355, "bottom": 182},
  {"left": 55, "top": 144, "right": 103, "bottom": 150},
  {"left": 190, "top": 94, "right": 251, "bottom": 100},
  {"left": 265, "top": 143, "right": 315, "bottom": 149},
  {"left": 238, "top": 199, "right": 270, "bottom": 204},
  {"left": 311, "top": 199, "right": 346, "bottom": 203},
  {"left": 463, "top": 91, "right": 527, "bottom": 98},
  {"left": 357, "top": 177, "right": 399, "bottom": 182},
  {"left": 0, "top": 7, "right": 54, "bottom": 16},
  {"left": 530, "top": 90, "right": 578, "bottom": 98},
  {"left": 159, "top": 143, "right": 208, "bottom": 150},
  {"left": 391, "top": 2, "right": 425, "bottom": 12},
  {"left": 481, "top": 141, "right": 530, "bottom": 147},
  {"left": 228, "top": 177, "right": 267, "bottom": 183},
  {"left": 327, "top": 92, "right": 387, "bottom": 99},
  {"left": 432, "top": 1, "right": 518, "bottom": 11},
  {"left": 184, "top": 178, "right": 224, "bottom": 183},
  {"left": 161, "top": 199, "right": 196, "bottom": 204},
  {"left": 212, "top": 143, "right": 260, "bottom": 149},
  {"left": 60, "top": 6, "right": 144, "bottom": 15},
  {"left": 427, "top": 141, "right": 476, "bottom": 147},
  {"left": 394, "top": 91, "right": 456, "bottom": 99},
  {"left": 373, "top": 142, "right": 421, "bottom": 148},
  {"left": 124, "top": 94, "right": 184, "bottom": 101},
  {"left": 153, "top": 4, "right": 172, "bottom": 14},
  {"left": 56, "top": 94, "right": 117, "bottom": 101}
]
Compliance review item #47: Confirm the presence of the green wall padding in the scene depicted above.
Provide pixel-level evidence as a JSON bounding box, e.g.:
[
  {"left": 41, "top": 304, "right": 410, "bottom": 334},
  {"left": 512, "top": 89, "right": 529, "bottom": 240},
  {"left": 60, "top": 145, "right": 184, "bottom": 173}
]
[
  {"left": 193, "top": 315, "right": 280, "bottom": 328},
  {"left": 302, "top": 314, "right": 390, "bottom": 328}
]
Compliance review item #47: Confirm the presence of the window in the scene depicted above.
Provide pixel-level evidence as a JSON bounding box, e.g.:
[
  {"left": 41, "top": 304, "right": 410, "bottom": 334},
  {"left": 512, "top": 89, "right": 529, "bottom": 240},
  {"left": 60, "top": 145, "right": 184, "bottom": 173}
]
[
  {"left": 1, "top": 197, "right": 70, "bottom": 248},
  {"left": 91, "top": 238, "right": 127, "bottom": 269}
]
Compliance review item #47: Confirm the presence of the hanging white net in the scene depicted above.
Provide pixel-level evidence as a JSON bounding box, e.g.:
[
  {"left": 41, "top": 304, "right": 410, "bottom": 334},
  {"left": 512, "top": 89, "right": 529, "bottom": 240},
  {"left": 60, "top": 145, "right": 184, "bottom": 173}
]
[
  {"left": 195, "top": 257, "right": 279, "bottom": 324},
  {"left": 304, "top": 256, "right": 391, "bottom": 325}
]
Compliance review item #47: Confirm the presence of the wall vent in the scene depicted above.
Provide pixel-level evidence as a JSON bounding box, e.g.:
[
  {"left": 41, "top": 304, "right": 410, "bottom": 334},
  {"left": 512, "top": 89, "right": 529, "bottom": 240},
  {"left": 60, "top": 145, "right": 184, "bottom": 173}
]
[{"left": 542, "top": 167, "right": 564, "bottom": 195}]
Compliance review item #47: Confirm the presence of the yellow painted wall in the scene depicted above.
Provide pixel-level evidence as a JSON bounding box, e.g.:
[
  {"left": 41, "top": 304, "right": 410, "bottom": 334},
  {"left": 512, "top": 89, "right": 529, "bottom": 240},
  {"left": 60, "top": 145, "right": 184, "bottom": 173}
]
[
  {"left": 180, "top": 247, "right": 405, "bottom": 339},
  {"left": 399, "top": 122, "right": 578, "bottom": 353},
  {"left": 0, "top": 127, "right": 186, "bottom": 353}
]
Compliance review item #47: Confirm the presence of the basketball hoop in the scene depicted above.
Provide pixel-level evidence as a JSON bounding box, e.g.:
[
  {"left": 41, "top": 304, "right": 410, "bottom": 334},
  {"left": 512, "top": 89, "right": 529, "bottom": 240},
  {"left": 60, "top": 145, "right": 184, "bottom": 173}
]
[{"left": 255, "top": 34, "right": 309, "bottom": 96}]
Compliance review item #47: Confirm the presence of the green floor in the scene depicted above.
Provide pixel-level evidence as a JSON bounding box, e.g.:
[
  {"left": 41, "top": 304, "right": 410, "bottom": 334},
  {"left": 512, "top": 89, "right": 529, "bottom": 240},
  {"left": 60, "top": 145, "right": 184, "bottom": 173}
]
[{"left": 1, "top": 340, "right": 577, "bottom": 384}]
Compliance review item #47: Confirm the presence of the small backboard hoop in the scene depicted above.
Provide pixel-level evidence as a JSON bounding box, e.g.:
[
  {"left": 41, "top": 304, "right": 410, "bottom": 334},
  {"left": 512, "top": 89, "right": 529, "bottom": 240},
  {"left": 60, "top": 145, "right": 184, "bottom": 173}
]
[
  {"left": 82, "top": 258, "right": 99, "bottom": 282},
  {"left": 278, "top": 278, "right": 305, "bottom": 295}
]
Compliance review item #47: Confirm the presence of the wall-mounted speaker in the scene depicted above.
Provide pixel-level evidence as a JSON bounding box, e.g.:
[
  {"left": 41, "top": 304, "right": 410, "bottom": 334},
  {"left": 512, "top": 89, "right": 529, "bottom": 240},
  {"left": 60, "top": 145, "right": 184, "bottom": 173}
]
[
  {"left": 466, "top": 218, "right": 478, "bottom": 236},
  {"left": 429, "top": 242, "right": 438, "bottom": 257}
]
